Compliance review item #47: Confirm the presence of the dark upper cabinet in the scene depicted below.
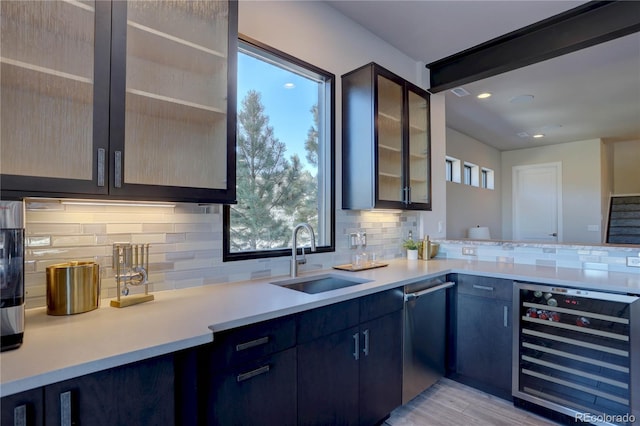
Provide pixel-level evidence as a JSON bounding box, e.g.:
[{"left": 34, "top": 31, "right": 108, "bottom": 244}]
[
  {"left": 342, "top": 62, "right": 431, "bottom": 210},
  {"left": 0, "top": 0, "right": 237, "bottom": 203}
]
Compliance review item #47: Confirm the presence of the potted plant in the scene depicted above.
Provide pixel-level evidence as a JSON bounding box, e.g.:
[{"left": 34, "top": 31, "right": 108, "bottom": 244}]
[{"left": 402, "top": 239, "right": 421, "bottom": 260}]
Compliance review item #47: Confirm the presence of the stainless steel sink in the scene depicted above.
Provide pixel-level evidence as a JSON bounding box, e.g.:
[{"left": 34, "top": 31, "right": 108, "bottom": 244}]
[{"left": 271, "top": 274, "right": 371, "bottom": 294}]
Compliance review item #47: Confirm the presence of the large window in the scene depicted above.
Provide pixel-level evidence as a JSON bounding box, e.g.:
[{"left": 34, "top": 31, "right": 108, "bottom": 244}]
[{"left": 223, "top": 37, "right": 335, "bottom": 261}]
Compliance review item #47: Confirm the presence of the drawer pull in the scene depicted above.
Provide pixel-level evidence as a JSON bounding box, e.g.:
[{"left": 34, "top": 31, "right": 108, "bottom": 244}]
[
  {"left": 60, "top": 391, "right": 72, "bottom": 426},
  {"left": 236, "top": 336, "right": 269, "bottom": 352},
  {"left": 472, "top": 284, "right": 494, "bottom": 292},
  {"left": 237, "top": 365, "right": 270, "bottom": 382},
  {"left": 14, "top": 404, "right": 26, "bottom": 426}
]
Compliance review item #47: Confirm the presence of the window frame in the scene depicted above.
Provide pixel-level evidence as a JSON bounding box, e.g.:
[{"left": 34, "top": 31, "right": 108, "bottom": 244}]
[{"left": 223, "top": 35, "right": 335, "bottom": 262}]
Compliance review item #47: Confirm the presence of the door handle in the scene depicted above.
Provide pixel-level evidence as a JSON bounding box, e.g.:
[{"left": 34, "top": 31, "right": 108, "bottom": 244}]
[
  {"left": 60, "top": 391, "right": 72, "bottom": 426},
  {"left": 97, "top": 148, "right": 105, "bottom": 187},
  {"left": 352, "top": 332, "right": 359, "bottom": 360},
  {"left": 362, "top": 329, "right": 370, "bottom": 357},
  {"left": 549, "top": 232, "right": 558, "bottom": 237},
  {"left": 114, "top": 151, "right": 122, "bottom": 188},
  {"left": 14, "top": 404, "right": 27, "bottom": 426}
]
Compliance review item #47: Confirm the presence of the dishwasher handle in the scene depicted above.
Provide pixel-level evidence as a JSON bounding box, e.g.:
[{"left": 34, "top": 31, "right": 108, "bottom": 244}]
[{"left": 404, "top": 281, "right": 455, "bottom": 301}]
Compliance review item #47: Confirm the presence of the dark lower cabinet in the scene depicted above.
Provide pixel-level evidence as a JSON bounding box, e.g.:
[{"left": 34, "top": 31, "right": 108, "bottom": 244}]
[
  {"left": 297, "top": 289, "right": 403, "bottom": 426},
  {"left": 201, "top": 348, "right": 297, "bottom": 426},
  {"left": 43, "top": 354, "right": 174, "bottom": 426},
  {"left": 453, "top": 274, "right": 513, "bottom": 399},
  {"left": 298, "top": 326, "right": 360, "bottom": 425},
  {"left": 1, "top": 387, "right": 44, "bottom": 426},
  {"left": 359, "top": 310, "right": 403, "bottom": 426},
  {"left": 0, "top": 355, "right": 174, "bottom": 426},
  {"left": 198, "top": 315, "right": 298, "bottom": 426}
]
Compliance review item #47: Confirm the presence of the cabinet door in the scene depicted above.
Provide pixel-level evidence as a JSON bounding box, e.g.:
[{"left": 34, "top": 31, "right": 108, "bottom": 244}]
[
  {"left": 297, "top": 326, "right": 360, "bottom": 426},
  {"left": 44, "top": 367, "right": 117, "bottom": 426},
  {"left": 44, "top": 355, "right": 174, "bottom": 425},
  {"left": 376, "top": 74, "right": 405, "bottom": 205},
  {"left": 456, "top": 294, "right": 512, "bottom": 396},
  {"left": 1, "top": 388, "right": 44, "bottom": 426},
  {"left": 202, "top": 348, "right": 297, "bottom": 426},
  {"left": 406, "top": 86, "right": 431, "bottom": 209},
  {"left": 0, "top": 0, "right": 110, "bottom": 197},
  {"left": 359, "top": 311, "right": 403, "bottom": 426},
  {"left": 109, "top": 0, "right": 237, "bottom": 202}
]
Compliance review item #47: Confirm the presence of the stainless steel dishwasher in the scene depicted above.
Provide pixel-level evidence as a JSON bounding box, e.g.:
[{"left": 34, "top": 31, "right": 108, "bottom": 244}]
[{"left": 402, "top": 278, "right": 456, "bottom": 404}]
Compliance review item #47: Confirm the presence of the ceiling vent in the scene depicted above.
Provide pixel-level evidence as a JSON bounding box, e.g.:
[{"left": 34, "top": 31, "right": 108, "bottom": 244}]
[{"left": 450, "top": 87, "right": 470, "bottom": 97}]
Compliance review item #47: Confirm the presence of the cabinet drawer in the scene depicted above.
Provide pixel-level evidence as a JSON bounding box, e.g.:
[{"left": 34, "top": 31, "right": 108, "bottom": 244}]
[
  {"left": 202, "top": 348, "right": 297, "bottom": 426},
  {"left": 1, "top": 388, "right": 44, "bottom": 426},
  {"left": 297, "top": 298, "right": 359, "bottom": 344},
  {"left": 207, "top": 315, "right": 296, "bottom": 366},
  {"left": 455, "top": 274, "right": 512, "bottom": 301},
  {"left": 360, "top": 288, "right": 404, "bottom": 323}
]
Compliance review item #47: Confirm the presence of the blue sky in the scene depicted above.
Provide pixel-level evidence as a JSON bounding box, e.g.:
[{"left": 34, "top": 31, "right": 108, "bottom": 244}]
[{"left": 237, "top": 52, "right": 318, "bottom": 169}]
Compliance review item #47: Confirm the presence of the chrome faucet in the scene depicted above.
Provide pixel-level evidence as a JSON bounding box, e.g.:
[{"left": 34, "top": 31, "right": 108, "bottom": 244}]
[{"left": 291, "top": 223, "right": 316, "bottom": 277}]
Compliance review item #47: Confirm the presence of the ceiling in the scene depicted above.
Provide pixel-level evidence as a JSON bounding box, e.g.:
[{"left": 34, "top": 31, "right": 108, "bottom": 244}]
[{"left": 326, "top": 1, "right": 640, "bottom": 151}]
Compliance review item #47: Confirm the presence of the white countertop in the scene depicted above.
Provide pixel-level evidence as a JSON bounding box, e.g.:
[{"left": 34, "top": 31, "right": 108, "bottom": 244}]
[{"left": 2, "top": 258, "right": 639, "bottom": 397}]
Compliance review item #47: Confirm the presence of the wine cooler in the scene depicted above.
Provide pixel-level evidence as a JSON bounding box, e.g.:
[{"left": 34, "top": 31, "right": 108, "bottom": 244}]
[{"left": 513, "top": 282, "right": 639, "bottom": 425}]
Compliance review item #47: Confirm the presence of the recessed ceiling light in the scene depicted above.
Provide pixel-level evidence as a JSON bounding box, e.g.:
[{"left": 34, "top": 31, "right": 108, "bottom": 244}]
[
  {"left": 283, "top": 82, "right": 295, "bottom": 89},
  {"left": 510, "top": 94, "right": 534, "bottom": 104},
  {"left": 532, "top": 134, "right": 545, "bottom": 138},
  {"left": 477, "top": 92, "right": 492, "bottom": 99}
]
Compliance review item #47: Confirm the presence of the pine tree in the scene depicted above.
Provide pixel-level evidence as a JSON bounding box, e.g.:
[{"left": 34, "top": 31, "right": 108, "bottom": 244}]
[{"left": 231, "top": 91, "right": 318, "bottom": 251}]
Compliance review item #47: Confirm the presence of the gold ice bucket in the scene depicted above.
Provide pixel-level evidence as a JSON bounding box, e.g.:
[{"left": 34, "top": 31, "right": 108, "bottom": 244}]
[{"left": 46, "top": 261, "right": 100, "bottom": 315}]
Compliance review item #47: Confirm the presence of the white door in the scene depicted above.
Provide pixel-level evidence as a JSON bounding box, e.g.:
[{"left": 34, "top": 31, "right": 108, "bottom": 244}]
[{"left": 513, "top": 162, "right": 562, "bottom": 242}]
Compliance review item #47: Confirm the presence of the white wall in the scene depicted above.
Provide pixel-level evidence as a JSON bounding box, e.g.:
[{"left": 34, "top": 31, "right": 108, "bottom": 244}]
[
  {"left": 611, "top": 139, "right": 640, "bottom": 194},
  {"left": 501, "top": 139, "right": 603, "bottom": 243},
  {"left": 239, "top": 0, "right": 447, "bottom": 240},
  {"left": 445, "top": 128, "right": 501, "bottom": 239}
]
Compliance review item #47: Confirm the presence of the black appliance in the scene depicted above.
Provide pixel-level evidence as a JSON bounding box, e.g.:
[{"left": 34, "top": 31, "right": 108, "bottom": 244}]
[
  {"left": 513, "top": 282, "right": 639, "bottom": 425},
  {"left": 1, "top": 200, "right": 25, "bottom": 351}
]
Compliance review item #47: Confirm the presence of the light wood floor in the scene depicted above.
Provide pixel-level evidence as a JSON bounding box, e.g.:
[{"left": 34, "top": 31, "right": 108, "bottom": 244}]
[{"left": 385, "top": 378, "right": 562, "bottom": 426}]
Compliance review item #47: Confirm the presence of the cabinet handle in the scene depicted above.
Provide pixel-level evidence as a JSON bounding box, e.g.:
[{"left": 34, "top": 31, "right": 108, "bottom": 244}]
[
  {"left": 235, "top": 336, "right": 269, "bottom": 352},
  {"left": 13, "top": 404, "right": 26, "bottom": 426},
  {"left": 353, "top": 332, "right": 359, "bottom": 360},
  {"left": 362, "top": 329, "right": 370, "bottom": 357},
  {"left": 60, "top": 390, "right": 72, "bottom": 426},
  {"left": 504, "top": 305, "right": 509, "bottom": 328},
  {"left": 97, "top": 148, "right": 105, "bottom": 187},
  {"left": 407, "top": 187, "right": 412, "bottom": 204},
  {"left": 114, "top": 150, "right": 122, "bottom": 188},
  {"left": 472, "top": 284, "right": 494, "bottom": 292},
  {"left": 236, "top": 365, "right": 270, "bottom": 383}
]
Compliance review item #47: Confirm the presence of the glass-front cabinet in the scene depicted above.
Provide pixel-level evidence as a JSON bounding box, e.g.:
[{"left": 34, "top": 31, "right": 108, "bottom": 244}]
[
  {"left": 342, "top": 63, "right": 431, "bottom": 210},
  {"left": 0, "top": 0, "right": 237, "bottom": 203}
]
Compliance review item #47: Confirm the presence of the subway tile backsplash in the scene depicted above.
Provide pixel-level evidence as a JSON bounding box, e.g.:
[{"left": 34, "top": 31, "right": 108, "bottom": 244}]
[
  {"left": 23, "top": 199, "right": 419, "bottom": 308},
  {"left": 436, "top": 239, "right": 640, "bottom": 275}
]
